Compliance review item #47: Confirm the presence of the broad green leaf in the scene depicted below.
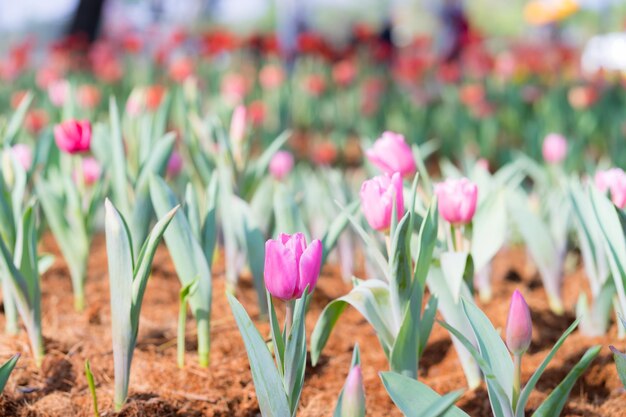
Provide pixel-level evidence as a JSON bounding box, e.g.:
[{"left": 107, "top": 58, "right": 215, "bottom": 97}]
[
  {"left": 472, "top": 191, "right": 507, "bottom": 271},
  {"left": 380, "top": 371, "right": 468, "bottom": 417},
  {"left": 284, "top": 291, "right": 310, "bottom": 415},
  {"left": 311, "top": 279, "right": 395, "bottom": 365},
  {"left": 389, "top": 279, "right": 423, "bottom": 378},
  {"left": 440, "top": 252, "right": 469, "bottom": 303},
  {"left": 227, "top": 294, "right": 291, "bottom": 417},
  {"left": 4, "top": 92, "right": 32, "bottom": 145},
  {"left": 610, "top": 346, "right": 626, "bottom": 389},
  {"left": 389, "top": 212, "right": 413, "bottom": 321},
  {"left": 413, "top": 200, "right": 438, "bottom": 287},
  {"left": 108, "top": 97, "right": 131, "bottom": 215},
  {"left": 0, "top": 354, "right": 19, "bottom": 392},
  {"left": 531, "top": 346, "right": 601, "bottom": 417}
]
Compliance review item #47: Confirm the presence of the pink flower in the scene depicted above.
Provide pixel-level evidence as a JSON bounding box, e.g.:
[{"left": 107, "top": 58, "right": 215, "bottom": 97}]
[
  {"left": 435, "top": 178, "right": 478, "bottom": 225},
  {"left": 259, "top": 65, "right": 284, "bottom": 90},
  {"left": 360, "top": 173, "right": 404, "bottom": 232},
  {"left": 48, "top": 79, "right": 69, "bottom": 107},
  {"left": 506, "top": 290, "right": 532, "bottom": 355},
  {"left": 54, "top": 120, "right": 91, "bottom": 154},
  {"left": 10, "top": 144, "right": 32, "bottom": 171},
  {"left": 595, "top": 168, "right": 626, "bottom": 209},
  {"left": 229, "top": 105, "right": 247, "bottom": 145},
  {"left": 542, "top": 133, "right": 567, "bottom": 164},
  {"left": 341, "top": 365, "right": 366, "bottom": 417},
  {"left": 269, "top": 151, "right": 294, "bottom": 180},
  {"left": 167, "top": 151, "right": 183, "bottom": 178},
  {"left": 264, "top": 233, "right": 322, "bottom": 301},
  {"left": 366, "top": 131, "right": 416, "bottom": 177},
  {"left": 76, "top": 157, "right": 101, "bottom": 185}
]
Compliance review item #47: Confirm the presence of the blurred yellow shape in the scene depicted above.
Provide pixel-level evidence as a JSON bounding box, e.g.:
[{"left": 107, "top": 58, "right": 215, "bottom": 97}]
[{"left": 524, "top": 0, "right": 579, "bottom": 25}]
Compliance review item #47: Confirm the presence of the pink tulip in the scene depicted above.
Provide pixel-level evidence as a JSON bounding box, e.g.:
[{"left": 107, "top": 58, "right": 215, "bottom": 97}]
[
  {"left": 229, "top": 105, "right": 247, "bottom": 145},
  {"left": 269, "top": 151, "right": 294, "bottom": 181},
  {"left": 76, "top": 157, "right": 102, "bottom": 186},
  {"left": 366, "top": 131, "right": 416, "bottom": 177},
  {"left": 167, "top": 151, "right": 183, "bottom": 178},
  {"left": 505, "top": 290, "right": 532, "bottom": 355},
  {"left": 435, "top": 178, "right": 478, "bottom": 225},
  {"left": 341, "top": 365, "right": 366, "bottom": 417},
  {"left": 48, "top": 79, "right": 69, "bottom": 107},
  {"left": 542, "top": 133, "right": 567, "bottom": 164},
  {"left": 264, "top": 233, "right": 322, "bottom": 301},
  {"left": 54, "top": 120, "right": 91, "bottom": 154},
  {"left": 10, "top": 144, "right": 32, "bottom": 171},
  {"left": 259, "top": 65, "right": 285, "bottom": 90},
  {"left": 595, "top": 168, "right": 626, "bottom": 209},
  {"left": 360, "top": 173, "right": 404, "bottom": 232}
]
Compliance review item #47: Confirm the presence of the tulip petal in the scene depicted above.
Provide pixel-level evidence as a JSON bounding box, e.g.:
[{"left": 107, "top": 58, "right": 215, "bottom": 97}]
[
  {"left": 264, "top": 240, "right": 297, "bottom": 300},
  {"left": 297, "top": 239, "right": 322, "bottom": 297}
]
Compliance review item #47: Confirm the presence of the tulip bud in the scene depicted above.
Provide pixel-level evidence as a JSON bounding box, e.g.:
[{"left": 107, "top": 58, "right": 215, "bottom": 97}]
[
  {"left": 269, "top": 151, "right": 294, "bottom": 181},
  {"left": 435, "top": 178, "right": 478, "bottom": 225},
  {"left": 542, "top": 133, "right": 567, "bottom": 164},
  {"left": 506, "top": 290, "right": 532, "bottom": 356},
  {"left": 54, "top": 119, "right": 92, "bottom": 154},
  {"left": 79, "top": 157, "right": 102, "bottom": 186},
  {"left": 10, "top": 144, "right": 32, "bottom": 171},
  {"left": 259, "top": 64, "right": 285, "bottom": 90},
  {"left": 167, "top": 151, "right": 183, "bottom": 178},
  {"left": 366, "top": 131, "right": 416, "bottom": 177},
  {"left": 595, "top": 168, "right": 626, "bottom": 209},
  {"left": 48, "top": 79, "right": 69, "bottom": 107},
  {"left": 359, "top": 172, "right": 404, "bottom": 232},
  {"left": 125, "top": 88, "right": 145, "bottom": 117},
  {"left": 264, "top": 233, "right": 322, "bottom": 301},
  {"left": 340, "top": 365, "right": 366, "bottom": 417}
]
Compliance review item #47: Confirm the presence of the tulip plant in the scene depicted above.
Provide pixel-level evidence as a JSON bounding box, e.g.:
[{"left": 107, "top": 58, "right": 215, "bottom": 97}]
[
  {"left": 610, "top": 317, "right": 626, "bottom": 389},
  {"left": 104, "top": 199, "right": 177, "bottom": 410},
  {"left": 312, "top": 174, "right": 438, "bottom": 379},
  {"left": 228, "top": 232, "right": 322, "bottom": 417},
  {"left": 149, "top": 176, "right": 217, "bottom": 367},
  {"left": 37, "top": 119, "right": 106, "bottom": 311},
  {"left": 334, "top": 345, "right": 365, "bottom": 417},
  {"left": 0, "top": 354, "right": 19, "bottom": 393},
  {"left": 383, "top": 291, "right": 599, "bottom": 417}
]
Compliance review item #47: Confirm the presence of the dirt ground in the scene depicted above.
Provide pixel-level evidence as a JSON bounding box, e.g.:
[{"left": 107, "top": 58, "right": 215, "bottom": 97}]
[{"left": 0, "top": 234, "right": 624, "bottom": 416}]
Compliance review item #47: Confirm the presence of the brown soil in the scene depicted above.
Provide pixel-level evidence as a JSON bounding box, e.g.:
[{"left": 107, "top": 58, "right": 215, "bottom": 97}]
[{"left": 0, "top": 236, "right": 625, "bottom": 416}]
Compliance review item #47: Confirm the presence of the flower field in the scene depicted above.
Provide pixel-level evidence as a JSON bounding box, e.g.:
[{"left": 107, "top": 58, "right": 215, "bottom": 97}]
[{"left": 0, "top": 11, "right": 626, "bottom": 417}]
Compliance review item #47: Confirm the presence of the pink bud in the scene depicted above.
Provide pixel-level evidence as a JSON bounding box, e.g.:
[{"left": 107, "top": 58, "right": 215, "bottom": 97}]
[
  {"left": 125, "top": 89, "right": 144, "bottom": 117},
  {"left": 269, "top": 151, "right": 294, "bottom": 181},
  {"left": 506, "top": 290, "right": 532, "bottom": 355},
  {"left": 366, "top": 131, "right": 416, "bottom": 177},
  {"left": 81, "top": 157, "right": 102, "bottom": 185},
  {"left": 259, "top": 64, "right": 285, "bottom": 90},
  {"left": 54, "top": 120, "right": 91, "bottom": 154},
  {"left": 595, "top": 168, "right": 626, "bottom": 209},
  {"left": 340, "top": 365, "right": 366, "bottom": 417},
  {"left": 434, "top": 178, "right": 478, "bottom": 225},
  {"left": 476, "top": 158, "right": 490, "bottom": 172},
  {"left": 542, "top": 133, "right": 567, "bottom": 164},
  {"left": 264, "top": 233, "right": 322, "bottom": 301},
  {"left": 48, "top": 79, "right": 69, "bottom": 107},
  {"left": 167, "top": 151, "right": 183, "bottom": 178},
  {"left": 229, "top": 105, "right": 247, "bottom": 145},
  {"left": 10, "top": 144, "right": 32, "bottom": 171},
  {"left": 360, "top": 173, "right": 404, "bottom": 232}
]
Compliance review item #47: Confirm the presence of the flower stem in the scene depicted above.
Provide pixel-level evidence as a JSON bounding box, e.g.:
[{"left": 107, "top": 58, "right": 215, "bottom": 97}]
[
  {"left": 454, "top": 225, "right": 464, "bottom": 252},
  {"left": 285, "top": 300, "right": 295, "bottom": 336},
  {"left": 512, "top": 353, "right": 522, "bottom": 411}
]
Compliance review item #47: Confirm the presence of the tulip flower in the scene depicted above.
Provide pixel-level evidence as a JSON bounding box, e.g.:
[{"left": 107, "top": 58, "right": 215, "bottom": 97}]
[
  {"left": 360, "top": 172, "right": 404, "bottom": 232},
  {"left": 10, "top": 144, "right": 32, "bottom": 171},
  {"left": 366, "top": 131, "right": 416, "bottom": 177},
  {"left": 166, "top": 151, "right": 183, "bottom": 178},
  {"left": 435, "top": 178, "right": 478, "bottom": 225},
  {"left": 506, "top": 290, "right": 532, "bottom": 409},
  {"left": 48, "top": 79, "right": 69, "bottom": 107},
  {"left": 54, "top": 120, "right": 91, "bottom": 154},
  {"left": 259, "top": 64, "right": 285, "bottom": 90},
  {"left": 264, "top": 233, "right": 322, "bottom": 302},
  {"left": 542, "top": 133, "right": 567, "bottom": 164},
  {"left": 269, "top": 151, "right": 294, "bottom": 181},
  {"left": 77, "top": 84, "right": 101, "bottom": 109},
  {"left": 79, "top": 157, "right": 102, "bottom": 186},
  {"left": 595, "top": 168, "right": 626, "bottom": 209},
  {"left": 340, "top": 365, "right": 366, "bottom": 417}
]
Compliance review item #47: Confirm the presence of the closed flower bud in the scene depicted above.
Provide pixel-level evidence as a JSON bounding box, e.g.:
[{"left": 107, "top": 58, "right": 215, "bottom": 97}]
[
  {"left": 167, "top": 151, "right": 183, "bottom": 178},
  {"left": 264, "top": 233, "right": 322, "bottom": 301},
  {"left": 366, "top": 131, "right": 416, "bottom": 177},
  {"left": 10, "top": 144, "right": 32, "bottom": 171},
  {"left": 506, "top": 290, "right": 532, "bottom": 356},
  {"left": 360, "top": 172, "right": 404, "bottom": 232},
  {"left": 542, "top": 133, "right": 567, "bottom": 164},
  {"left": 435, "top": 178, "right": 478, "bottom": 225},
  {"left": 54, "top": 119, "right": 91, "bottom": 154},
  {"left": 340, "top": 365, "right": 366, "bottom": 417},
  {"left": 595, "top": 168, "right": 626, "bottom": 209},
  {"left": 269, "top": 151, "right": 294, "bottom": 181},
  {"left": 80, "top": 157, "right": 102, "bottom": 186}
]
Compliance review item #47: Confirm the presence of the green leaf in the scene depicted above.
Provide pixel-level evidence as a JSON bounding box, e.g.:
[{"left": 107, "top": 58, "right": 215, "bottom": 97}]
[
  {"left": 3, "top": 92, "right": 32, "bottom": 145},
  {"left": 610, "top": 346, "right": 626, "bottom": 389},
  {"left": 0, "top": 354, "right": 19, "bottom": 392},
  {"left": 284, "top": 291, "right": 310, "bottom": 415},
  {"left": 515, "top": 319, "right": 580, "bottom": 417},
  {"left": 84, "top": 360, "right": 100, "bottom": 417},
  {"left": 531, "top": 346, "right": 601, "bottom": 417},
  {"left": 268, "top": 295, "right": 285, "bottom": 374},
  {"left": 380, "top": 371, "right": 468, "bottom": 417},
  {"left": 413, "top": 200, "right": 438, "bottom": 287},
  {"left": 311, "top": 280, "right": 396, "bottom": 365},
  {"left": 389, "top": 279, "right": 423, "bottom": 379},
  {"left": 419, "top": 296, "right": 438, "bottom": 358},
  {"left": 321, "top": 200, "right": 360, "bottom": 266},
  {"left": 472, "top": 191, "right": 507, "bottom": 271},
  {"left": 227, "top": 294, "right": 291, "bottom": 417},
  {"left": 440, "top": 252, "right": 469, "bottom": 303},
  {"left": 108, "top": 97, "right": 131, "bottom": 215}
]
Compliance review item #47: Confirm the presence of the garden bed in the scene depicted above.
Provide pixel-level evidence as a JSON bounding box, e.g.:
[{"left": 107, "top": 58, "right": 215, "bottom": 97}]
[{"left": 0, "top": 234, "right": 624, "bottom": 416}]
